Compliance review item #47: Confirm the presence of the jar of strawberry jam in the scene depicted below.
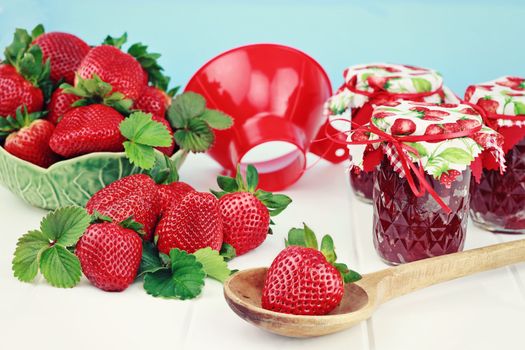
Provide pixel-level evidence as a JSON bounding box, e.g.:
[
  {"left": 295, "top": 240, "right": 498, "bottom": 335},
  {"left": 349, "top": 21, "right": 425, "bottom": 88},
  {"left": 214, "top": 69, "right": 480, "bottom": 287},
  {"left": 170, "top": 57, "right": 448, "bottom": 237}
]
[
  {"left": 465, "top": 76, "right": 525, "bottom": 233},
  {"left": 348, "top": 101, "right": 505, "bottom": 264},
  {"left": 325, "top": 63, "right": 460, "bottom": 203}
]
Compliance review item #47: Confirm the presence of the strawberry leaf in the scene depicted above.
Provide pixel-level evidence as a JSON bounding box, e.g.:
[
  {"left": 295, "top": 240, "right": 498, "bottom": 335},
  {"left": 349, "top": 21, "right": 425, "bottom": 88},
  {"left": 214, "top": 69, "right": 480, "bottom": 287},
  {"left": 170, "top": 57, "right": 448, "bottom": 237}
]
[
  {"left": 193, "top": 247, "right": 232, "bottom": 283},
  {"left": 148, "top": 154, "right": 180, "bottom": 184},
  {"left": 120, "top": 112, "right": 172, "bottom": 147},
  {"left": 123, "top": 142, "right": 156, "bottom": 170},
  {"left": 245, "top": 164, "right": 259, "bottom": 192},
  {"left": 138, "top": 241, "right": 165, "bottom": 277},
  {"left": 143, "top": 248, "right": 205, "bottom": 299},
  {"left": 40, "top": 206, "right": 91, "bottom": 246},
  {"left": 102, "top": 33, "right": 128, "bottom": 49},
  {"left": 411, "top": 77, "right": 432, "bottom": 93},
  {"left": 39, "top": 245, "right": 82, "bottom": 288},
  {"left": 199, "top": 109, "right": 233, "bottom": 130},
  {"left": 12, "top": 230, "right": 49, "bottom": 283},
  {"left": 127, "top": 42, "right": 171, "bottom": 92},
  {"left": 217, "top": 175, "right": 238, "bottom": 192},
  {"left": 285, "top": 223, "right": 318, "bottom": 250},
  {"left": 333, "top": 263, "right": 362, "bottom": 284},
  {"left": 168, "top": 92, "right": 207, "bottom": 128},
  {"left": 514, "top": 101, "right": 525, "bottom": 115},
  {"left": 119, "top": 216, "right": 145, "bottom": 235},
  {"left": 219, "top": 243, "right": 236, "bottom": 262},
  {"left": 173, "top": 118, "right": 215, "bottom": 153},
  {"left": 320, "top": 235, "right": 337, "bottom": 264}
]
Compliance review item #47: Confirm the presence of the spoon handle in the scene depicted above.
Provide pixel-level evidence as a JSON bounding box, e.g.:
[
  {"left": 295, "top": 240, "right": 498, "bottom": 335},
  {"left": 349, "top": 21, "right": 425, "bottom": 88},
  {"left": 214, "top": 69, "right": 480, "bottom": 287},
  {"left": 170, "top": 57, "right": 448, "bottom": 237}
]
[{"left": 379, "top": 239, "right": 525, "bottom": 302}]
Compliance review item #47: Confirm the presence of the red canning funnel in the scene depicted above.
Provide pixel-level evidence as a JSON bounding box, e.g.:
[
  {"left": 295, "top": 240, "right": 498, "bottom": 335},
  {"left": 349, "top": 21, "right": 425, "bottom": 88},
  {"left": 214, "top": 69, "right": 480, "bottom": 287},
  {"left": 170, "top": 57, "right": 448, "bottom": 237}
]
[{"left": 185, "top": 43, "right": 345, "bottom": 191}]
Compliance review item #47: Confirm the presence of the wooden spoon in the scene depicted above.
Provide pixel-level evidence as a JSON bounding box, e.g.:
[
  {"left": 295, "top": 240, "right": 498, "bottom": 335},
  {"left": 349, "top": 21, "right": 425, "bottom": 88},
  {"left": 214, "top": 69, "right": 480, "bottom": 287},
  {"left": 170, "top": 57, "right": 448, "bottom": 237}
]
[{"left": 224, "top": 239, "right": 525, "bottom": 338}]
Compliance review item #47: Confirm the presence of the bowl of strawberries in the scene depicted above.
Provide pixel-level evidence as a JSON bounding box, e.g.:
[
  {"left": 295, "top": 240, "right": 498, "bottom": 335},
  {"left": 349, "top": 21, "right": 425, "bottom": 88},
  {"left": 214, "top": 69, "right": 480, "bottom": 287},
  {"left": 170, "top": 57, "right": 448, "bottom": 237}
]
[{"left": 0, "top": 26, "right": 231, "bottom": 209}]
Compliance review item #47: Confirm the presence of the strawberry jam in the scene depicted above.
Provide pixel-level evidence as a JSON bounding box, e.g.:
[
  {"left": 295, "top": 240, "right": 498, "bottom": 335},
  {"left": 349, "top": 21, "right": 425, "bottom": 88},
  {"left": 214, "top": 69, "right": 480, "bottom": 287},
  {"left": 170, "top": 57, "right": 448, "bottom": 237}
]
[
  {"left": 350, "top": 169, "right": 374, "bottom": 203},
  {"left": 373, "top": 159, "right": 470, "bottom": 265},
  {"left": 469, "top": 139, "right": 525, "bottom": 233}
]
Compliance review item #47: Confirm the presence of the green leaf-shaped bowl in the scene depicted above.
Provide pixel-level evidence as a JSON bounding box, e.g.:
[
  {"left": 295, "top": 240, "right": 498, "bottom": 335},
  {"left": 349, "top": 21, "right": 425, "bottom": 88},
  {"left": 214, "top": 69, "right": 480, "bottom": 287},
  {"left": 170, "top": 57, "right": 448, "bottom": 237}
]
[{"left": 0, "top": 146, "right": 187, "bottom": 210}]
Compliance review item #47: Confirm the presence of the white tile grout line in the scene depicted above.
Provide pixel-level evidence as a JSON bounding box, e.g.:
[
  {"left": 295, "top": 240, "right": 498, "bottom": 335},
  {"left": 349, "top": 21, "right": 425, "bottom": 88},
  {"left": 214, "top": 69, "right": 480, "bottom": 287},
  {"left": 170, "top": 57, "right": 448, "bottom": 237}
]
[
  {"left": 347, "top": 189, "right": 375, "bottom": 350},
  {"left": 494, "top": 235, "right": 525, "bottom": 303}
]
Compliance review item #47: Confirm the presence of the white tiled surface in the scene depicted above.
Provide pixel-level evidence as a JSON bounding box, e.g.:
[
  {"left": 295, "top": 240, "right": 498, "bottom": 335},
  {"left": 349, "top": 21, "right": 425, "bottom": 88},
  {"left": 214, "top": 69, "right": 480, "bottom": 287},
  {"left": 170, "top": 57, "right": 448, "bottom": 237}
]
[{"left": 0, "top": 153, "right": 524, "bottom": 350}]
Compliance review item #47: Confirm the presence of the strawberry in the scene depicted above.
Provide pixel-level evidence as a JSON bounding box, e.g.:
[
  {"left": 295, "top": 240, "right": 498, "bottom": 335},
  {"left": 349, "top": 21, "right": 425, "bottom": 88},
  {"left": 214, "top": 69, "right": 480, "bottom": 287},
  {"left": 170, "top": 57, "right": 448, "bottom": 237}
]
[
  {"left": 391, "top": 118, "right": 416, "bottom": 136},
  {"left": 477, "top": 98, "right": 500, "bottom": 114},
  {"left": 439, "top": 169, "right": 461, "bottom": 189},
  {"left": 157, "top": 181, "right": 195, "bottom": 215},
  {"left": 374, "top": 111, "right": 395, "bottom": 119},
  {"left": 76, "top": 218, "right": 142, "bottom": 292},
  {"left": 261, "top": 225, "right": 361, "bottom": 315},
  {"left": 411, "top": 106, "right": 449, "bottom": 121},
  {"left": 86, "top": 174, "right": 159, "bottom": 241},
  {"left": 212, "top": 165, "right": 292, "bottom": 256},
  {"left": 47, "top": 88, "right": 80, "bottom": 124},
  {"left": 77, "top": 45, "right": 146, "bottom": 100},
  {"left": 32, "top": 31, "right": 90, "bottom": 84},
  {"left": 133, "top": 86, "right": 171, "bottom": 119},
  {"left": 1, "top": 107, "right": 59, "bottom": 167},
  {"left": 49, "top": 104, "right": 125, "bottom": 158},
  {"left": 442, "top": 122, "right": 461, "bottom": 133},
  {"left": 457, "top": 118, "right": 481, "bottom": 131},
  {"left": 156, "top": 191, "right": 223, "bottom": 254},
  {"left": 496, "top": 77, "right": 525, "bottom": 90},
  {"left": 351, "top": 128, "right": 370, "bottom": 142},
  {"left": 424, "top": 124, "right": 444, "bottom": 141},
  {"left": 459, "top": 107, "right": 478, "bottom": 115},
  {"left": 1, "top": 26, "right": 51, "bottom": 117}
]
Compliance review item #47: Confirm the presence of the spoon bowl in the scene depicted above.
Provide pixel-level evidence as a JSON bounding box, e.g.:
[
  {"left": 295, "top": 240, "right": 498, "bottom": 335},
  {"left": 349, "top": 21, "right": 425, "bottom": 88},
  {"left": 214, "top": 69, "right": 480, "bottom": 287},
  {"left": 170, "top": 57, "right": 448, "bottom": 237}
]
[{"left": 224, "top": 239, "right": 525, "bottom": 338}]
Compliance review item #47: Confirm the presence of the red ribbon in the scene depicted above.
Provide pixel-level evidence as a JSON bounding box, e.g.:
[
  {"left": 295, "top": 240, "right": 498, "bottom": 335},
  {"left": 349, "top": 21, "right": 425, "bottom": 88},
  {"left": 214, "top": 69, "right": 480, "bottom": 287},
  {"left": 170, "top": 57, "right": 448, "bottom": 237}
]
[{"left": 324, "top": 117, "right": 482, "bottom": 213}]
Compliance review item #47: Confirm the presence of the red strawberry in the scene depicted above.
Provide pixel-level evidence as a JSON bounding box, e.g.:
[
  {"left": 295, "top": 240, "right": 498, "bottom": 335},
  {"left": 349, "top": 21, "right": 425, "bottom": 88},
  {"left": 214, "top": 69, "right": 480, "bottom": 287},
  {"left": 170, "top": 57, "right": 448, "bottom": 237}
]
[
  {"left": 351, "top": 128, "right": 370, "bottom": 142},
  {"left": 391, "top": 118, "right": 416, "bottom": 136},
  {"left": 459, "top": 107, "right": 478, "bottom": 115},
  {"left": 424, "top": 124, "right": 444, "bottom": 141},
  {"left": 213, "top": 165, "right": 291, "bottom": 256},
  {"left": 133, "top": 86, "right": 171, "bottom": 119},
  {"left": 439, "top": 103, "right": 458, "bottom": 108},
  {"left": 1, "top": 108, "right": 59, "bottom": 167},
  {"left": 367, "top": 76, "right": 389, "bottom": 90},
  {"left": 156, "top": 191, "right": 223, "bottom": 254},
  {"left": 219, "top": 192, "right": 270, "bottom": 255},
  {"left": 496, "top": 77, "right": 524, "bottom": 90},
  {"left": 374, "top": 111, "right": 395, "bottom": 119},
  {"left": 47, "top": 88, "right": 80, "bottom": 124},
  {"left": 442, "top": 122, "right": 461, "bottom": 133},
  {"left": 49, "top": 104, "right": 125, "bottom": 158},
  {"left": 457, "top": 119, "right": 481, "bottom": 131},
  {"left": 76, "top": 220, "right": 142, "bottom": 292},
  {"left": 154, "top": 118, "right": 176, "bottom": 156},
  {"left": 424, "top": 110, "right": 449, "bottom": 120},
  {"left": 86, "top": 174, "right": 159, "bottom": 241},
  {"left": 77, "top": 45, "right": 146, "bottom": 100},
  {"left": 262, "top": 246, "right": 344, "bottom": 315},
  {"left": 32, "top": 32, "right": 90, "bottom": 84},
  {"left": 439, "top": 169, "right": 461, "bottom": 189},
  {"left": 0, "top": 64, "right": 44, "bottom": 117},
  {"left": 157, "top": 181, "right": 195, "bottom": 214},
  {"left": 477, "top": 98, "right": 499, "bottom": 114}
]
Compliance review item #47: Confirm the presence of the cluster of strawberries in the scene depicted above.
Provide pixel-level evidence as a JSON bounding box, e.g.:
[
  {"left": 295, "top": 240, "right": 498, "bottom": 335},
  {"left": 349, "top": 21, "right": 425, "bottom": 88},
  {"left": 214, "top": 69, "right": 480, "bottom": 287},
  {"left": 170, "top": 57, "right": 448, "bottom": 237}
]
[{"left": 0, "top": 25, "right": 177, "bottom": 168}]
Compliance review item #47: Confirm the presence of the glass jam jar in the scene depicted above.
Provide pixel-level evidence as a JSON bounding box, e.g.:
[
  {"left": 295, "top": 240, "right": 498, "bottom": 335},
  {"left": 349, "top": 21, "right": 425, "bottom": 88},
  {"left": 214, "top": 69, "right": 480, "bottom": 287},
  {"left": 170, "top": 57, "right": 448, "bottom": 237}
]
[
  {"left": 465, "top": 76, "right": 525, "bottom": 233},
  {"left": 348, "top": 100, "right": 505, "bottom": 264},
  {"left": 325, "top": 63, "right": 460, "bottom": 203},
  {"left": 373, "top": 159, "right": 470, "bottom": 264}
]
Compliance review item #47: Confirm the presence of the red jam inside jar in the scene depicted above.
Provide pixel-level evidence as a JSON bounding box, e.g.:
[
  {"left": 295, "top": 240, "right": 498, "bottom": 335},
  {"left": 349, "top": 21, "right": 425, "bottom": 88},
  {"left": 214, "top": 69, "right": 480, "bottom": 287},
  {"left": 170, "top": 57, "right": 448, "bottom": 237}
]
[
  {"left": 373, "top": 159, "right": 470, "bottom": 265},
  {"left": 350, "top": 169, "right": 374, "bottom": 203},
  {"left": 469, "top": 138, "right": 525, "bottom": 233}
]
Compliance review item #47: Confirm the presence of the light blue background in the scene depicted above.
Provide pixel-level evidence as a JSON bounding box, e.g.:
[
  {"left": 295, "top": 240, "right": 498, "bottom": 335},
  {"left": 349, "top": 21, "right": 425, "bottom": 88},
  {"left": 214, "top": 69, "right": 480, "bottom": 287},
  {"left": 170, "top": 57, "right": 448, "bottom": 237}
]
[{"left": 0, "top": 0, "right": 523, "bottom": 95}]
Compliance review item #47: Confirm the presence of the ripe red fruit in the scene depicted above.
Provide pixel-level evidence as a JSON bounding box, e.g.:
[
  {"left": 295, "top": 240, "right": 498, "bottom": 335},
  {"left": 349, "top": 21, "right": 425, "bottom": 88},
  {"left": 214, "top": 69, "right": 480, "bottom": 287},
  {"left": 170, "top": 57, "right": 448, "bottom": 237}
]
[
  {"left": 424, "top": 124, "right": 444, "bottom": 140},
  {"left": 0, "top": 64, "right": 43, "bottom": 117},
  {"left": 133, "top": 86, "right": 171, "bottom": 119},
  {"left": 442, "top": 123, "right": 461, "bottom": 133},
  {"left": 86, "top": 174, "right": 159, "bottom": 241},
  {"left": 156, "top": 192, "right": 223, "bottom": 254},
  {"left": 261, "top": 246, "right": 344, "bottom": 315},
  {"left": 2, "top": 109, "right": 59, "bottom": 167},
  {"left": 49, "top": 104, "right": 125, "bottom": 158},
  {"left": 391, "top": 118, "right": 416, "bottom": 136},
  {"left": 374, "top": 111, "right": 395, "bottom": 119},
  {"left": 477, "top": 98, "right": 500, "bottom": 114},
  {"left": 457, "top": 119, "right": 481, "bottom": 131},
  {"left": 32, "top": 32, "right": 90, "bottom": 84},
  {"left": 496, "top": 78, "right": 525, "bottom": 90},
  {"left": 157, "top": 181, "right": 195, "bottom": 215},
  {"left": 219, "top": 192, "right": 270, "bottom": 256},
  {"left": 459, "top": 107, "right": 478, "bottom": 116},
  {"left": 76, "top": 221, "right": 142, "bottom": 292},
  {"left": 47, "top": 88, "right": 80, "bottom": 124},
  {"left": 77, "top": 45, "right": 146, "bottom": 100}
]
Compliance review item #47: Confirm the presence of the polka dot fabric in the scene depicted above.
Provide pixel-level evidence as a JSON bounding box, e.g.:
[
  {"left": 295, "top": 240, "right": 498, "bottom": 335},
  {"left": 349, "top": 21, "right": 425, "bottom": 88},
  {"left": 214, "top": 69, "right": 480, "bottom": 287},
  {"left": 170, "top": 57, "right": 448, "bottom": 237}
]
[{"left": 262, "top": 246, "right": 344, "bottom": 316}]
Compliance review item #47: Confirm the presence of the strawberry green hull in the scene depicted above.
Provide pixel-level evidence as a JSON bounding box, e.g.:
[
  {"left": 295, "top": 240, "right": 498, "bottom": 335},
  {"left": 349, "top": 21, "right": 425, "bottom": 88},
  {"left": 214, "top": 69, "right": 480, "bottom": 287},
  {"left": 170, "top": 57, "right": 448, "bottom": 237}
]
[{"left": 0, "top": 147, "right": 187, "bottom": 210}]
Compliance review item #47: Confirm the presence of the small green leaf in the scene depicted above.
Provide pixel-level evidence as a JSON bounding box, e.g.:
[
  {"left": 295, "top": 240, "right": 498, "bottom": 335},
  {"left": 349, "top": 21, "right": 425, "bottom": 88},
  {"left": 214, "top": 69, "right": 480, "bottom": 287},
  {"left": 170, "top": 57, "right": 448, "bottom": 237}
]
[
  {"left": 120, "top": 112, "right": 172, "bottom": 147},
  {"left": 320, "top": 235, "right": 337, "bottom": 263},
  {"left": 143, "top": 249, "right": 205, "bottom": 299},
  {"left": 285, "top": 224, "right": 318, "bottom": 250},
  {"left": 138, "top": 241, "right": 165, "bottom": 277},
  {"left": 219, "top": 243, "right": 236, "bottom": 262},
  {"left": 39, "top": 245, "right": 82, "bottom": 288},
  {"left": 514, "top": 101, "right": 525, "bottom": 115},
  {"left": 119, "top": 216, "right": 144, "bottom": 234},
  {"left": 40, "top": 206, "right": 91, "bottom": 246},
  {"left": 411, "top": 78, "right": 432, "bottom": 92},
  {"left": 303, "top": 223, "right": 318, "bottom": 250},
  {"left": 217, "top": 176, "right": 238, "bottom": 192},
  {"left": 200, "top": 109, "right": 233, "bottom": 130},
  {"left": 167, "top": 92, "right": 206, "bottom": 128},
  {"left": 436, "top": 147, "right": 473, "bottom": 164},
  {"left": 333, "top": 263, "right": 362, "bottom": 284},
  {"left": 245, "top": 165, "right": 259, "bottom": 192},
  {"left": 193, "top": 247, "right": 232, "bottom": 283},
  {"left": 12, "top": 230, "right": 49, "bottom": 282},
  {"left": 173, "top": 118, "right": 215, "bottom": 153},
  {"left": 234, "top": 164, "right": 245, "bottom": 191},
  {"left": 102, "top": 33, "right": 128, "bottom": 49},
  {"left": 405, "top": 142, "right": 428, "bottom": 158},
  {"left": 123, "top": 141, "right": 156, "bottom": 170}
]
